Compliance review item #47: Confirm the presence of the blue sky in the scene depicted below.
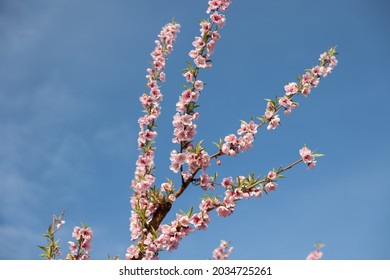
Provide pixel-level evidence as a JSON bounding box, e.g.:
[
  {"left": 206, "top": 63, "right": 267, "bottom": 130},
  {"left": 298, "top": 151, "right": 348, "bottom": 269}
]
[{"left": 1, "top": 0, "right": 389, "bottom": 260}]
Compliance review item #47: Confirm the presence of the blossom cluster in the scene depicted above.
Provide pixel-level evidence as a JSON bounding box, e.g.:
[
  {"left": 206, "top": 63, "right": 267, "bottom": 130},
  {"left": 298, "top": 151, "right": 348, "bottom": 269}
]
[
  {"left": 268, "top": 48, "right": 338, "bottom": 126},
  {"left": 127, "top": 21, "right": 181, "bottom": 259},
  {"left": 135, "top": 21, "right": 181, "bottom": 194},
  {"left": 171, "top": 0, "right": 231, "bottom": 177},
  {"left": 189, "top": 0, "right": 232, "bottom": 68},
  {"left": 126, "top": 214, "right": 194, "bottom": 260},
  {"left": 126, "top": 211, "right": 213, "bottom": 260},
  {"left": 299, "top": 145, "right": 318, "bottom": 169},
  {"left": 221, "top": 120, "right": 257, "bottom": 156},
  {"left": 212, "top": 240, "right": 233, "bottom": 260},
  {"left": 66, "top": 225, "right": 93, "bottom": 260},
  {"left": 147, "top": 150, "right": 303, "bottom": 256},
  {"left": 220, "top": 48, "right": 338, "bottom": 157},
  {"left": 198, "top": 168, "right": 282, "bottom": 218},
  {"left": 306, "top": 250, "right": 323, "bottom": 260}
]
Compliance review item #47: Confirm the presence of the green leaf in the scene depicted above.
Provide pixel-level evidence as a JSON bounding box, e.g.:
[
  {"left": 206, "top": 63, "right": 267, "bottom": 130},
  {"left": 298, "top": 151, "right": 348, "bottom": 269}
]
[
  {"left": 212, "top": 138, "right": 223, "bottom": 149},
  {"left": 187, "top": 206, "right": 194, "bottom": 218},
  {"left": 195, "top": 140, "right": 204, "bottom": 154},
  {"left": 256, "top": 116, "right": 264, "bottom": 122},
  {"left": 38, "top": 245, "right": 48, "bottom": 253},
  {"left": 314, "top": 153, "right": 325, "bottom": 157}
]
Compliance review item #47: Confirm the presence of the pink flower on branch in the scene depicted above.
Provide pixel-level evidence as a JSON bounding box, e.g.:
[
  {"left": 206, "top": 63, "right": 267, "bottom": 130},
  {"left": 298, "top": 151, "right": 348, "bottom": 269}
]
[
  {"left": 284, "top": 82, "right": 299, "bottom": 96},
  {"left": 306, "top": 250, "right": 323, "bottom": 260},
  {"left": 124, "top": 0, "right": 336, "bottom": 260},
  {"left": 66, "top": 225, "right": 93, "bottom": 260},
  {"left": 213, "top": 240, "right": 233, "bottom": 260},
  {"left": 210, "top": 11, "right": 226, "bottom": 28},
  {"left": 306, "top": 243, "right": 325, "bottom": 260},
  {"left": 299, "top": 145, "right": 323, "bottom": 169},
  {"left": 218, "top": 47, "right": 338, "bottom": 158},
  {"left": 128, "top": 20, "right": 181, "bottom": 260}
]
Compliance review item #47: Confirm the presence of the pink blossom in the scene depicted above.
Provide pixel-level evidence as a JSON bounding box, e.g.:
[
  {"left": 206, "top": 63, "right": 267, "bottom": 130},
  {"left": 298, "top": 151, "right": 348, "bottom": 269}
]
[
  {"left": 181, "top": 114, "right": 193, "bottom": 126},
  {"left": 161, "top": 182, "right": 173, "bottom": 193},
  {"left": 312, "top": 66, "right": 325, "bottom": 76},
  {"left": 153, "top": 56, "right": 165, "bottom": 71},
  {"left": 299, "top": 146, "right": 317, "bottom": 169},
  {"left": 211, "top": 31, "right": 221, "bottom": 41},
  {"left": 220, "top": 0, "right": 232, "bottom": 12},
  {"left": 192, "top": 36, "right": 205, "bottom": 51},
  {"left": 267, "top": 171, "right": 277, "bottom": 180},
  {"left": 239, "top": 133, "right": 254, "bottom": 152},
  {"left": 81, "top": 227, "right": 93, "bottom": 241},
  {"left": 306, "top": 250, "right": 323, "bottom": 260},
  {"left": 284, "top": 82, "right": 299, "bottom": 96},
  {"left": 279, "top": 96, "right": 292, "bottom": 108},
  {"left": 194, "top": 55, "right": 207, "bottom": 68},
  {"left": 250, "top": 188, "right": 262, "bottom": 198},
  {"left": 200, "top": 198, "right": 214, "bottom": 212},
  {"left": 301, "top": 85, "right": 311, "bottom": 96},
  {"left": 207, "top": 39, "right": 216, "bottom": 55},
  {"left": 207, "top": 0, "right": 220, "bottom": 13},
  {"left": 267, "top": 115, "right": 280, "bottom": 130},
  {"left": 181, "top": 171, "right": 193, "bottom": 180},
  {"left": 265, "top": 182, "right": 278, "bottom": 192},
  {"left": 178, "top": 215, "right": 190, "bottom": 227},
  {"left": 222, "top": 177, "right": 234, "bottom": 188},
  {"left": 125, "top": 245, "right": 140, "bottom": 260},
  {"left": 210, "top": 11, "right": 226, "bottom": 28},
  {"left": 80, "top": 254, "right": 89, "bottom": 260},
  {"left": 130, "top": 213, "right": 142, "bottom": 241},
  {"left": 189, "top": 49, "right": 198, "bottom": 59},
  {"left": 233, "top": 188, "right": 244, "bottom": 200},
  {"left": 237, "top": 120, "right": 258, "bottom": 135},
  {"left": 200, "top": 21, "right": 211, "bottom": 35},
  {"left": 223, "top": 190, "right": 236, "bottom": 208},
  {"left": 159, "top": 72, "right": 165, "bottom": 82},
  {"left": 190, "top": 212, "right": 210, "bottom": 230},
  {"left": 216, "top": 206, "right": 232, "bottom": 217},
  {"left": 213, "top": 240, "right": 233, "bottom": 260},
  {"left": 139, "top": 93, "right": 153, "bottom": 109},
  {"left": 224, "top": 134, "right": 237, "bottom": 143},
  {"left": 194, "top": 80, "right": 204, "bottom": 91},
  {"left": 72, "top": 226, "right": 82, "bottom": 240},
  {"left": 168, "top": 194, "right": 176, "bottom": 202},
  {"left": 306, "top": 161, "right": 316, "bottom": 169},
  {"left": 221, "top": 143, "right": 239, "bottom": 156},
  {"left": 68, "top": 241, "right": 77, "bottom": 253},
  {"left": 173, "top": 123, "right": 197, "bottom": 143},
  {"left": 81, "top": 240, "right": 91, "bottom": 252},
  {"left": 200, "top": 173, "right": 210, "bottom": 190},
  {"left": 265, "top": 101, "right": 276, "bottom": 119},
  {"left": 169, "top": 150, "right": 186, "bottom": 173},
  {"left": 183, "top": 71, "right": 194, "bottom": 82}
]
